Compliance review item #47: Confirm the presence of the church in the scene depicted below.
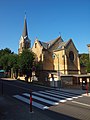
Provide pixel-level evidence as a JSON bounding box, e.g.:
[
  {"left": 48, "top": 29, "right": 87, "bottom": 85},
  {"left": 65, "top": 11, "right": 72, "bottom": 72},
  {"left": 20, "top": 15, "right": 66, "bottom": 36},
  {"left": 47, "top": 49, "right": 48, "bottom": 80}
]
[{"left": 18, "top": 16, "right": 82, "bottom": 87}]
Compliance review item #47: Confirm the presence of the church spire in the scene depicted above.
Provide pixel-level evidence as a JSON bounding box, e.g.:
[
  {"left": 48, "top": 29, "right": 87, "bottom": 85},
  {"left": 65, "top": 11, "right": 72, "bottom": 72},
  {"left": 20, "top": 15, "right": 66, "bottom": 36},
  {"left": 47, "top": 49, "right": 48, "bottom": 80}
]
[
  {"left": 18, "top": 14, "right": 31, "bottom": 54},
  {"left": 22, "top": 14, "right": 28, "bottom": 38}
]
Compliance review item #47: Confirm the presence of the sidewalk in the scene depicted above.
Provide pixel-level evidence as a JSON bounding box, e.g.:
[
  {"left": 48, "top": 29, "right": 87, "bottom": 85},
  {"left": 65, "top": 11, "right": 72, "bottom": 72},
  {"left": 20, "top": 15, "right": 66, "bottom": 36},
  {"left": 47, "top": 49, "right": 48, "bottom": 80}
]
[{"left": 0, "top": 95, "right": 52, "bottom": 120}]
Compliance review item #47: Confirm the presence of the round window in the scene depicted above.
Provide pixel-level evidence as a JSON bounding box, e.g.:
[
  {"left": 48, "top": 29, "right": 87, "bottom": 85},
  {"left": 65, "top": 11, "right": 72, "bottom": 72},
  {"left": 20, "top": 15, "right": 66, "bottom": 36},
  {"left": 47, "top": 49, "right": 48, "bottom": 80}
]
[{"left": 69, "top": 51, "right": 74, "bottom": 62}]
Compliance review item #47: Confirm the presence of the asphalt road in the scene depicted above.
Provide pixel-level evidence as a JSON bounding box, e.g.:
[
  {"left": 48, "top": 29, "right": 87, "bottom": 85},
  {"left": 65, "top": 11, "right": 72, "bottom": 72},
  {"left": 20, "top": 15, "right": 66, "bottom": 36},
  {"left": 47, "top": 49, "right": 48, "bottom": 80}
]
[{"left": 0, "top": 78, "right": 90, "bottom": 120}]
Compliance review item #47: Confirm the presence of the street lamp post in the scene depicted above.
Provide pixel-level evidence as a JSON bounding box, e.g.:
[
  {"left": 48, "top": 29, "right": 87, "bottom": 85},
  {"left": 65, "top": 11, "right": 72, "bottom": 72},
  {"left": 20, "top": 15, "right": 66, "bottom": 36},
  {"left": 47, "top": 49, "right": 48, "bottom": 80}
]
[
  {"left": 87, "top": 44, "right": 90, "bottom": 90},
  {"left": 52, "top": 53, "right": 61, "bottom": 88},
  {"left": 87, "top": 44, "right": 90, "bottom": 61}
]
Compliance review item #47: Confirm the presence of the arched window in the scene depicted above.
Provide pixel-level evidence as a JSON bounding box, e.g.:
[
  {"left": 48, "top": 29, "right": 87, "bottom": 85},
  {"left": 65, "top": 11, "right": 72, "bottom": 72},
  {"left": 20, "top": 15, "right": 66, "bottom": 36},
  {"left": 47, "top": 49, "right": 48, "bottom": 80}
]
[{"left": 69, "top": 51, "right": 74, "bottom": 62}]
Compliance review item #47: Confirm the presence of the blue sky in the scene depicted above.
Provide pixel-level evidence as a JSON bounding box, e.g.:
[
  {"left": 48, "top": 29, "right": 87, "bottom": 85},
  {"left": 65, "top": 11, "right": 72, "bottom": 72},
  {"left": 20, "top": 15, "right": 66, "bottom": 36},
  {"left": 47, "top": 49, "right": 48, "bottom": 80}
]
[{"left": 0, "top": 0, "right": 90, "bottom": 54}]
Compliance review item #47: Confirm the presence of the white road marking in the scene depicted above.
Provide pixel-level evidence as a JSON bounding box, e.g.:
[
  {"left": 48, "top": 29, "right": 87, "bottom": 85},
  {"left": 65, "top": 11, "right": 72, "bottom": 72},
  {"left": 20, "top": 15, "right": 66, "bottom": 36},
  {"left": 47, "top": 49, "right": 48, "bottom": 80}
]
[
  {"left": 59, "top": 100, "right": 66, "bottom": 103},
  {"left": 66, "top": 98, "right": 73, "bottom": 100},
  {"left": 77, "top": 96, "right": 83, "bottom": 98},
  {"left": 13, "top": 89, "right": 84, "bottom": 110},
  {"left": 72, "top": 96, "right": 78, "bottom": 99},
  {"left": 46, "top": 90, "right": 78, "bottom": 98},
  {"left": 72, "top": 101, "right": 90, "bottom": 107},
  {"left": 32, "top": 92, "right": 60, "bottom": 102},
  {"left": 13, "top": 95, "right": 49, "bottom": 110},
  {"left": 41, "top": 91, "right": 73, "bottom": 101},
  {"left": 23, "top": 93, "right": 59, "bottom": 105}
]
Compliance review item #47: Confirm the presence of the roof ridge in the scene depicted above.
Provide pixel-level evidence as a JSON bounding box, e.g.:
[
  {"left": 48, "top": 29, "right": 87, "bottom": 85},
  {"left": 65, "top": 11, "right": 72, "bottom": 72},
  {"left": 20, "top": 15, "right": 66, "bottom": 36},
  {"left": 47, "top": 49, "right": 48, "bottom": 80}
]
[{"left": 48, "top": 36, "right": 63, "bottom": 49}]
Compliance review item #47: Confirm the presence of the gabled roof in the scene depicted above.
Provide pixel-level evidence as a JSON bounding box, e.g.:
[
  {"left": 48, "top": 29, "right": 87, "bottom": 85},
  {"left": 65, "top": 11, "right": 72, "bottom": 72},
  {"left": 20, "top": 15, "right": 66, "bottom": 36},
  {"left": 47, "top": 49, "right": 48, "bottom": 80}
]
[
  {"left": 37, "top": 36, "right": 63, "bottom": 50},
  {"left": 39, "top": 41, "right": 48, "bottom": 49},
  {"left": 35, "top": 37, "right": 78, "bottom": 52},
  {"left": 54, "top": 39, "right": 78, "bottom": 52},
  {"left": 56, "top": 41, "right": 66, "bottom": 49},
  {"left": 65, "top": 39, "right": 78, "bottom": 52},
  {"left": 47, "top": 36, "right": 63, "bottom": 49}
]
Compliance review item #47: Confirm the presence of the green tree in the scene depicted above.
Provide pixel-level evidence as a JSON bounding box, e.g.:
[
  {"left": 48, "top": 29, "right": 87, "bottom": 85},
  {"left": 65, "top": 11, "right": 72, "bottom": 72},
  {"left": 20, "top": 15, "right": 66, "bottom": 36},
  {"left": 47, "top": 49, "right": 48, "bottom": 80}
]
[
  {"left": 0, "top": 48, "right": 13, "bottom": 56},
  {"left": 18, "top": 49, "right": 35, "bottom": 81},
  {"left": 0, "top": 54, "right": 9, "bottom": 71},
  {"left": 8, "top": 54, "right": 19, "bottom": 78},
  {"left": 0, "top": 48, "right": 13, "bottom": 70},
  {"left": 79, "top": 53, "right": 90, "bottom": 73},
  {"left": 0, "top": 48, "right": 18, "bottom": 77},
  {"left": 79, "top": 53, "right": 89, "bottom": 66},
  {"left": 8, "top": 54, "right": 18, "bottom": 69}
]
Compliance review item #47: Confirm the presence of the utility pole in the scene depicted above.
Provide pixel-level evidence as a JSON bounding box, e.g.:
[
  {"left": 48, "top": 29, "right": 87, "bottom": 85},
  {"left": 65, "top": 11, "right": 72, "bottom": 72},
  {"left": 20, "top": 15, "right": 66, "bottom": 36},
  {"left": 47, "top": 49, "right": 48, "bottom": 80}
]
[
  {"left": 87, "top": 44, "right": 90, "bottom": 61},
  {"left": 52, "top": 53, "right": 61, "bottom": 88}
]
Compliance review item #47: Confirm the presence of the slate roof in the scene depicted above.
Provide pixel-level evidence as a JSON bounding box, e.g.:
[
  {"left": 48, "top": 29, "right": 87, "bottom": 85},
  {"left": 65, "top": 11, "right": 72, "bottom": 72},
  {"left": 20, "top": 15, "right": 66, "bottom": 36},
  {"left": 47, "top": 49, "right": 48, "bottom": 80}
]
[
  {"left": 22, "top": 17, "right": 28, "bottom": 38},
  {"left": 37, "top": 37, "right": 78, "bottom": 52},
  {"left": 39, "top": 41, "right": 48, "bottom": 49},
  {"left": 38, "top": 36, "right": 63, "bottom": 50},
  {"left": 57, "top": 42, "right": 66, "bottom": 49},
  {"left": 47, "top": 36, "right": 63, "bottom": 48},
  {"left": 54, "top": 39, "right": 71, "bottom": 51},
  {"left": 54, "top": 39, "right": 78, "bottom": 52}
]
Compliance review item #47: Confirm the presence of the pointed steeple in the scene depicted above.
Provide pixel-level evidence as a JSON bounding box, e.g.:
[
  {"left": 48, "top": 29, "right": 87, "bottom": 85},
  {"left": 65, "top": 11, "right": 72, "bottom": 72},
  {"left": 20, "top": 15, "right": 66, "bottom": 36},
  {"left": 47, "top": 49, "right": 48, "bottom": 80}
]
[
  {"left": 22, "top": 14, "right": 28, "bottom": 38},
  {"left": 18, "top": 14, "right": 31, "bottom": 54}
]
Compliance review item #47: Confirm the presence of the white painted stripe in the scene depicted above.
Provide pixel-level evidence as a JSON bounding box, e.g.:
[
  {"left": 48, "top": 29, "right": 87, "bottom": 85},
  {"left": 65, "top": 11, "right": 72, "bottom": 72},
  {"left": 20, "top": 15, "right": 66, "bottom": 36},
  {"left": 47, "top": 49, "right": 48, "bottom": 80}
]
[
  {"left": 77, "top": 96, "right": 83, "bottom": 98},
  {"left": 46, "top": 90, "right": 77, "bottom": 98},
  {"left": 72, "top": 96, "right": 78, "bottom": 99},
  {"left": 39, "top": 91, "right": 67, "bottom": 99},
  {"left": 33, "top": 92, "right": 66, "bottom": 103},
  {"left": 66, "top": 98, "right": 73, "bottom": 100},
  {"left": 72, "top": 101, "right": 90, "bottom": 107},
  {"left": 41, "top": 91, "right": 73, "bottom": 101},
  {"left": 23, "top": 93, "right": 59, "bottom": 105},
  {"left": 59, "top": 100, "right": 66, "bottom": 103},
  {"left": 13, "top": 95, "right": 49, "bottom": 110},
  {"left": 44, "top": 90, "right": 74, "bottom": 101},
  {"left": 46, "top": 90, "right": 70, "bottom": 95},
  {"left": 32, "top": 92, "right": 60, "bottom": 102}
]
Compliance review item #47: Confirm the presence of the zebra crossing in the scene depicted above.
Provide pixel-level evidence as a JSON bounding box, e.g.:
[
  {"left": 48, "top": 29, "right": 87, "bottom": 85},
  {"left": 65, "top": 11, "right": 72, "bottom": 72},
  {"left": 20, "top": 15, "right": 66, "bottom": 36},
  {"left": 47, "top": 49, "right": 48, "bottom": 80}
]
[{"left": 13, "top": 89, "right": 83, "bottom": 110}]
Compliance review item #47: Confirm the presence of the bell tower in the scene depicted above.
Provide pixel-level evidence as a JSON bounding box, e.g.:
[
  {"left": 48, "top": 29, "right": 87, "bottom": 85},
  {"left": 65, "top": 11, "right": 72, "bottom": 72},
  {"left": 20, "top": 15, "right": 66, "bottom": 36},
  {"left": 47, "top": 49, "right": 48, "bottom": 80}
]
[{"left": 18, "top": 15, "right": 31, "bottom": 54}]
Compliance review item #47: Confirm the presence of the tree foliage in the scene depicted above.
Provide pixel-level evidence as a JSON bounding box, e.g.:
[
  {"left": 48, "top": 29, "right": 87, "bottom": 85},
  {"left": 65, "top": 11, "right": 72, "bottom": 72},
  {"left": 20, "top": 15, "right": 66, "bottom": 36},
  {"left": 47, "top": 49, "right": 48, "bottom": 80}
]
[
  {"left": 79, "top": 53, "right": 90, "bottom": 73},
  {"left": 79, "top": 53, "right": 89, "bottom": 66},
  {"left": 0, "top": 48, "right": 35, "bottom": 79},
  {"left": 18, "top": 49, "right": 35, "bottom": 76},
  {"left": 0, "top": 54, "right": 9, "bottom": 71},
  {"left": 0, "top": 48, "right": 13, "bottom": 56},
  {"left": 0, "top": 48, "right": 18, "bottom": 72}
]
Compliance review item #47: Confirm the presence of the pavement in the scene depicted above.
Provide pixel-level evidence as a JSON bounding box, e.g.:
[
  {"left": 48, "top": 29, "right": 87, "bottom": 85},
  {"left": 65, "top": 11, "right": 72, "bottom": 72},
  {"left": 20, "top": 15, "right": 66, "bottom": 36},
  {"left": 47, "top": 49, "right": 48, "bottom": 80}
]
[
  {"left": 0, "top": 78, "right": 90, "bottom": 120},
  {"left": 0, "top": 95, "right": 53, "bottom": 120},
  {"left": 0, "top": 92, "right": 90, "bottom": 120}
]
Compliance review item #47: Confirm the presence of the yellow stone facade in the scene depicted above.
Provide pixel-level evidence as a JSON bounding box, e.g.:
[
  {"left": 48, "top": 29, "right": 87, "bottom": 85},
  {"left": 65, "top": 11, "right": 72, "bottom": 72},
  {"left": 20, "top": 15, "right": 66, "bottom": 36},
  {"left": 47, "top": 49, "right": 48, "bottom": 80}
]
[{"left": 32, "top": 37, "right": 80, "bottom": 76}]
